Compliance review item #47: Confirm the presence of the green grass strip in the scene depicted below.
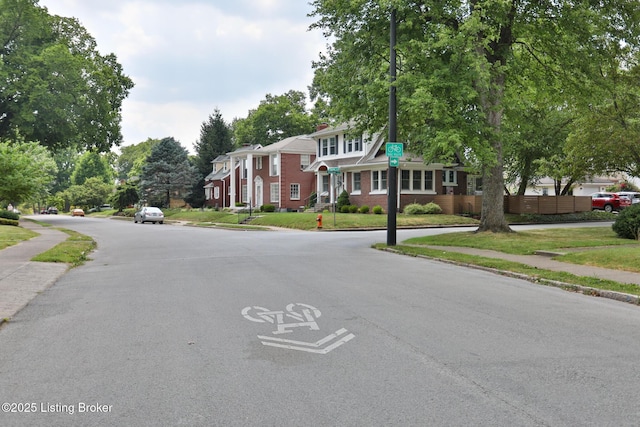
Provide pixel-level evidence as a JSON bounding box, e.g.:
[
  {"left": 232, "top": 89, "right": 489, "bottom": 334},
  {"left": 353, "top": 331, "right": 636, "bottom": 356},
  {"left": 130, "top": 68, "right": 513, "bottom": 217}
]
[{"left": 31, "top": 228, "right": 96, "bottom": 267}]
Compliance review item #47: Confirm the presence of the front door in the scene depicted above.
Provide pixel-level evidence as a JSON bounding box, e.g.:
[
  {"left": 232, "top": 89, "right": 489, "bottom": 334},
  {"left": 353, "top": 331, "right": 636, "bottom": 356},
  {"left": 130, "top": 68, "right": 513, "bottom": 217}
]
[{"left": 254, "top": 177, "right": 263, "bottom": 208}]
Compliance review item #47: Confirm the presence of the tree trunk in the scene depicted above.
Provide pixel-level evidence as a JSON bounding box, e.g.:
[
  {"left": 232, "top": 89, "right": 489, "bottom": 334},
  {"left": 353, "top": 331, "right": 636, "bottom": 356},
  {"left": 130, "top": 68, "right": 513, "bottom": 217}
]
[{"left": 476, "top": 74, "right": 512, "bottom": 233}]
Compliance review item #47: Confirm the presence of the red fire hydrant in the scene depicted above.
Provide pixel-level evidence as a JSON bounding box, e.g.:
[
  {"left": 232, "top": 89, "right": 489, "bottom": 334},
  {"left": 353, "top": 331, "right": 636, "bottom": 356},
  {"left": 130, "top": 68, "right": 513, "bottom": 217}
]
[{"left": 316, "top": 214, "right": 323, "bottom": 229}]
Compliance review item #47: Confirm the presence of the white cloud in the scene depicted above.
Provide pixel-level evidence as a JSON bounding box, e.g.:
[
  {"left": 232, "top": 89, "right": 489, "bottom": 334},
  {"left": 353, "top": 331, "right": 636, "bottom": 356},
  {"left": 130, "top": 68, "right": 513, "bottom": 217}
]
[{"left": 39, "top": 0, "right": 327, "bottom": 152}]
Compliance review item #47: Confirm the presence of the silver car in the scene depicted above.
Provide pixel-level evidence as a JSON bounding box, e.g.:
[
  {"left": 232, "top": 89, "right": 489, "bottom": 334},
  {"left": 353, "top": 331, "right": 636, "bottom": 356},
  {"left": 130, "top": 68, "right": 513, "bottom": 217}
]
[{"left": 134, "top": 207, "right": 164, "bottom": 224}]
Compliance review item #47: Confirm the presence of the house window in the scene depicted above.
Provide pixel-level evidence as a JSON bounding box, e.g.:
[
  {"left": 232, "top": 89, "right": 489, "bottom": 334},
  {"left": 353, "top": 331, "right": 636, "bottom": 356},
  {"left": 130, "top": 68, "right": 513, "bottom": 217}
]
[
  {"left": 401, "top": 170, "right": 429, "bottom": 191},
  {"left": 344, "top": 134, "right": 362, "bottom": 153},
  {"left": 242, "top": 159, "right": 248, "bottom": 179},
  {"left": 241, "top": 185, "right": 248, "bottom": 203},
  {"left": 270, "top": 154, "right": 278, "bottom": 176},
  {"left": 413, "top": 171, "right": 421, "bottom": 190},
  {"left": 322, "top": 175, "right": 329, "bottom": 193},
  {"left": 372, "top": 170, "right": 387, "bottom": 191},
  {"left": 320, "top": 139, "right": 328, "bottom": 156},
  {"left": 352, "top": 172, "right": 361, "bottom": 192},
  {"left": 290, "top": 183, "right": 300, "bottom": 200},
  {"left": 401, "top": 170, "right": 410, "bottom": 190},
  {"left": 424, "top": 171, "right": 433, "bottom": 191},
  {"left": 256, "top": 157, "right": 263, "bottom": 170},
  {"left": 270, "top": 183, "right": 279, "bottom": 203},
  {"left": 300, "top": 154, "right": 310, "bottom": 169},
  {"left": 442, "top": 170, "right": 457, "bottom": 185},
  {"left": 214, "top": 187, "right": 220, "bottom": 199},
  {"left": 223, "top": 162, "right": 228, "bottom": 172},
  {"left": 329, "top": 137, "right": 337, "bottom": 155}
]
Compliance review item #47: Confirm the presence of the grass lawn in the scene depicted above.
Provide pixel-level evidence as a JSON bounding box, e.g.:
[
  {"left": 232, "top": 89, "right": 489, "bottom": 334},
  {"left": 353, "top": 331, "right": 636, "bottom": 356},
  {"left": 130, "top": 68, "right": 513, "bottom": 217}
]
[
  {"left": 403, "top": 227, "right": 638, "bottom": 255},
  {"left": 31, "top": 228, "right": 96, "bottom": 267},
  {"left": 162, "top": 210, "right": 480, "bottom": 230},
  {"left": 0, "top": 225, "right": 38, "bottom": 250}
]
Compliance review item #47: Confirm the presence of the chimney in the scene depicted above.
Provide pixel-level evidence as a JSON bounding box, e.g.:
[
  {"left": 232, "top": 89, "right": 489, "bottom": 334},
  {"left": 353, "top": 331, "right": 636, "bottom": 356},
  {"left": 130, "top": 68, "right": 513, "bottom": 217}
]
[{"left": 316, "top": 123, "right": 329, "bottom": 131}]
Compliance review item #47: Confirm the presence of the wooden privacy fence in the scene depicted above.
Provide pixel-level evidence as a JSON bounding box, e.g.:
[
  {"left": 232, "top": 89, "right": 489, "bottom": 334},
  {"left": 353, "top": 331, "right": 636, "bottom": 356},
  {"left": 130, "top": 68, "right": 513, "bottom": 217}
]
[{"left": 431, "top": 195, "right": 591, "bottom": 215}]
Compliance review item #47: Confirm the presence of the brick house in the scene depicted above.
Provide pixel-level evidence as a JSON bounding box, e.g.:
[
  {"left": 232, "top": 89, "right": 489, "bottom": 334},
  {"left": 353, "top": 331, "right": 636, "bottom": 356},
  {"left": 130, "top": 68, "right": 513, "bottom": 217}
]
[
  {"left": 306, "top": 123, "right": 470, "bottom": 211},
  {"left": 204, "top": 154, "right": 239, "bottom": 209},
  {"left": 227, "top": 136, "right": 316, "bottom": 210}
]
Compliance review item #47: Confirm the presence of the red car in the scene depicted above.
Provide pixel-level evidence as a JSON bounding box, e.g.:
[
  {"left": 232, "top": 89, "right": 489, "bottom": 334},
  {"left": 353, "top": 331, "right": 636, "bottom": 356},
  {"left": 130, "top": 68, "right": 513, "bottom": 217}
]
[{"left": 591, "top": 192, "right": 631, "bottom": 213}]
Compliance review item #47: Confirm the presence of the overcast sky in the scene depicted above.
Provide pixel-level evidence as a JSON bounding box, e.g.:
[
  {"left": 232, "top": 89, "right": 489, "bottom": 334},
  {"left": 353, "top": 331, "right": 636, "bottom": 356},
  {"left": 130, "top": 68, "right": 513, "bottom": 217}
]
[{"left": 38, "top": 0, "right": 327, "bottom": 152}]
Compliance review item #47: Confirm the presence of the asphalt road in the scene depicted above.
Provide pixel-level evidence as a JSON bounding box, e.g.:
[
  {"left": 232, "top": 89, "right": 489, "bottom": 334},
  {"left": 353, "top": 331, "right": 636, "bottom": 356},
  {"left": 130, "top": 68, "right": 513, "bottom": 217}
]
[{"left": 1, "top": 216, "right": 639, "bottom": 426}]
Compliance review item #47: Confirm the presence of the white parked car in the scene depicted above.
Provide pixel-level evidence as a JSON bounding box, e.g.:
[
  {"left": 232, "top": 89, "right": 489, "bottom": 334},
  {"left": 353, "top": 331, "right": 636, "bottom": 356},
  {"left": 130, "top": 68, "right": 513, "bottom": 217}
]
[{"left": 134, "top": 207, "right": 164, "bottom": 224}]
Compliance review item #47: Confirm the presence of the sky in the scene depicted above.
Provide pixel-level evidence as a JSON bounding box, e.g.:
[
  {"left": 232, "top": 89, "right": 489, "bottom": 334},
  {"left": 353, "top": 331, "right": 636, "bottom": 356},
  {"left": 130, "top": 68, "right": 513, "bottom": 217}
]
[{"left": 38, "top": 0, "right": 328, "bottom": 153}]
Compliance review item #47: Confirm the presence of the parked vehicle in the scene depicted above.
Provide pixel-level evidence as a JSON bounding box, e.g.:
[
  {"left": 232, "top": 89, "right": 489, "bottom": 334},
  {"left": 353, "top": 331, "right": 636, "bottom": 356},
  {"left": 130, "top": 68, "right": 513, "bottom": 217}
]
[
  {"left": 617, "top": 192, "right": 640, "bottom": 205},
  {"left": 591, "top": 192, "right": 631, "bottom": 212},
  {"left": 71, "top": 208, "right": 85, "bottom": 217},
  {"left": 134, "top": 207, "right": 164, "bottom": 224},
  {"left": 47, "top": 207, "right": 58, "bottom": 214}
]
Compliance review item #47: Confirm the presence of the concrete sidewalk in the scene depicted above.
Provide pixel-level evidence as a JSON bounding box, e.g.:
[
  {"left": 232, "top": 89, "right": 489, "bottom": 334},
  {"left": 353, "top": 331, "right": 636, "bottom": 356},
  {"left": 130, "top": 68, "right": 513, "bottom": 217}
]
[{"left": 0, "top": 220, "right": 69, "bottom": 323}]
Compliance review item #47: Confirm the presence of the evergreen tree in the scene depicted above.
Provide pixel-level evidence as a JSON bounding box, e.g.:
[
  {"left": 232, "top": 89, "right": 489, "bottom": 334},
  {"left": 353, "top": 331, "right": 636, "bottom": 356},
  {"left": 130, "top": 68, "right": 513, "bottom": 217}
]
[
  {"left": 140, "top": 137, "right": 198, "bottom": 207},
  {"left": 185, "top": 110, "right": 234, "bottom": 207}
]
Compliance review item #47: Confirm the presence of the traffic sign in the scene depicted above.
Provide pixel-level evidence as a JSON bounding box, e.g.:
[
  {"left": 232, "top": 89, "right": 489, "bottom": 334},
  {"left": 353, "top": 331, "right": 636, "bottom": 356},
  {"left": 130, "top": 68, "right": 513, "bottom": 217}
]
[
  {"left": 327, "top": 167, "right": 340, "bottom": 174},
  {"left": 389, "top": 157, "right": 399, "bottom": 167},
  {"left": 385, "top": 142, "right": 403, "bottom": 158}
]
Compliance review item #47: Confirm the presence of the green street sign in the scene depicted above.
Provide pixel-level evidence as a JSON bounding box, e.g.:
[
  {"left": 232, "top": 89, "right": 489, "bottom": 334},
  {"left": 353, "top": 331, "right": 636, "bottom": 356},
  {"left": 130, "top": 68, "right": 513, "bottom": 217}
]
[
  {"left": 385, "top": 142, "right": 403, "bottom": 158},
  {"left": 327, "top": 167, "right": 340, "bottom": 174},
  {"left": 389, "top": 157, "right": 399, "bottom": 167}
]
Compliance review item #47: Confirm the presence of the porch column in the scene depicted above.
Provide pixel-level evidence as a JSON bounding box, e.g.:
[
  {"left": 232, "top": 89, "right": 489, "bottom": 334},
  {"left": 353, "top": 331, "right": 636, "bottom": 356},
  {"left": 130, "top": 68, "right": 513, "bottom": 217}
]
[
  {"left": 229, "top": 156, "right": 236, "bottom": 207},
  {"left": 247, "top": 153, "right": 254, "bottom": 207}
]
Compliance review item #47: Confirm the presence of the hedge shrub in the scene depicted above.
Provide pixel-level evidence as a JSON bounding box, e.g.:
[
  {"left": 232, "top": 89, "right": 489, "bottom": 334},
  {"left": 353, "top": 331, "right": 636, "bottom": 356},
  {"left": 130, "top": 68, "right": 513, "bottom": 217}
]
[
  {"left": 359, "top": 205, "right": 370, "bottom": 214},
  {"left": 372, "top": 205, "right": 384, "bottom": 214},
  {"left": 612, "top": 204, "right": 640, "bottom": 240},
  {"left": 423, "top": 202, "right": 442, "bottom": 214},
  {"left": 261, "top": 204, "right": 276, "bottom": 212},
  {"left": 0, "top": 210, "right": 19, "bottom": 221},
  {"left": 403, "top": 203, "right": 425, "bottom": 215},
  {"left": 348, "top": 205, "right": 359, "bottom": 213}
]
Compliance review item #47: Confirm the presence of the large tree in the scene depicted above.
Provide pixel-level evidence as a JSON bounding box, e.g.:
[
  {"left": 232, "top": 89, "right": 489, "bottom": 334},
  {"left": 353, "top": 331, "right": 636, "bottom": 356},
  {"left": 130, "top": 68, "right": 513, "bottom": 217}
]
[
  {"left": 186, "top": 109, "right": 234, "bottom": 207},
  {"left": 309, "top": 0, "right": 640, "bottom": 232},
  {"left": 116, "top": 138, "right": 160, "bottom": 181},
  {"left": 0, "top": 138, "right": 57, "bottom": 204},
  {"left": 140, "top": 137, "right": 198, "bottom": 207},
  {"left": 233, "top": 90, "right": 316, "bottom": 146},
  {"left": 70, "top": 151, "right": 114, "bottom": 185},
  {"left": 566, "top": 59, "right": 640, "bottom": 179},
  {"left": 0, "top": 0, "right": 134, "bottom": 152}
]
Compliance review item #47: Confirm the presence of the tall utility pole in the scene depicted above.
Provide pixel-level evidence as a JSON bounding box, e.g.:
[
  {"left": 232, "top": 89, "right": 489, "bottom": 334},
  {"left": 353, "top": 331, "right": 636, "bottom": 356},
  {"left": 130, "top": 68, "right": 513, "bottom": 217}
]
[{"left": 387, "top": 8, "right": 398, "bottom": 246}]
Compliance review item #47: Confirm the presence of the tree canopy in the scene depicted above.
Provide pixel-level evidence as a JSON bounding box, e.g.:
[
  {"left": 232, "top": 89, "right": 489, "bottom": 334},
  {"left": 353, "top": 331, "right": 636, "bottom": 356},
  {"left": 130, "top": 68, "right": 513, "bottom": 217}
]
[
  {"left": 0, "top": 138, "right": 57, "bottom": 204},
  {"left": 233, "top": 90, "right": 316, "bottom": 146},
  {"left": 140, "top": 137, "right": 198, "bottom": 207},
  {"left": 186, "top": 109, "right": 234, "bottom": 207},
  {"left": 70, "top": 151, "right": 114, "bottom": 185},
  {"left": 0, "top": 0, "right": 134, "bottom": 152},
  {"left": 309, "top": 0, "right": 640, "bottom": 231}
]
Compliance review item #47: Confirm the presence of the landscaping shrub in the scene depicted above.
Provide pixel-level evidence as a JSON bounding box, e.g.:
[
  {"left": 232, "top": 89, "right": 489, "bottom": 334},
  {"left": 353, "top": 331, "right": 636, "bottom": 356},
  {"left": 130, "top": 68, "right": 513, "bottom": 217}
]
[
  {"left": 120, "top": 208, "right": 136, "bottom": 217},
  {"left": 340, "top": 205, "right": 351, "bottom": 213},
  {"left": 261, "top": 204, "right": 276, "bottom": 212},
  {"left": 423, "top": 202, "right": 442, "bottom": 214},
  {"left": 348, "top": 205, "right": 359, "bottom": 213},
  {"left": 372, "top": 205, "right": 383, "bottom": 214},
  {"left": 0, "top": 210, "right": 19, "bottom": 221},
  {"left": 359, "top": 205, "right": 370, "bottom": 214},
  {"left": 337, "top": 190, "right": 350, "bottom": 211},
  {"left": 0, "top": 217, "right": 19, "bottom": 226},
  {"left": 612, "top": 204, "right": 640, "bottom": 240},
  {"left": 403, "top": 203, "right": 425, "bottom": 215}
]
